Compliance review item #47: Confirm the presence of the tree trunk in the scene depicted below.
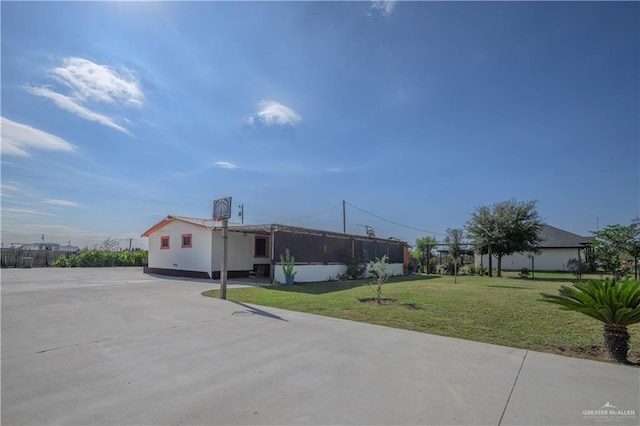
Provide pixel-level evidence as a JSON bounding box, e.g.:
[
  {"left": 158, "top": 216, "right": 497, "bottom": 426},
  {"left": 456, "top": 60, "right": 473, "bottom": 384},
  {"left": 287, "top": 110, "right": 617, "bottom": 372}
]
[
  {"left": 488, "top": 245, "right": 493, "bottom": 277},
  {"left": 497, "top": 255, "right": 502, "bottom": 277},
  {"left": 603, "top": 324, "right": 629, "bottom": 362}
]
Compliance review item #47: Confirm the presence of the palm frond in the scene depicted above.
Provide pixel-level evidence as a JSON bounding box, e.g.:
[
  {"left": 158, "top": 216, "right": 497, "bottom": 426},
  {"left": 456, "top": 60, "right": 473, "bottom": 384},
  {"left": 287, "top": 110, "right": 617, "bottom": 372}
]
[{"left": 540, "top": 278, "right": 640, "bottom": 326}]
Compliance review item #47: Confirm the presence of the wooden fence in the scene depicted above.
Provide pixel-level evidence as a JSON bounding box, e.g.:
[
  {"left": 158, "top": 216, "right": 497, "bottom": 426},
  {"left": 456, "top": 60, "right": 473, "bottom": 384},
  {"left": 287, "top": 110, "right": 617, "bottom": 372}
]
[{"left": 1, "top": 248, "right": 69, "bottom": 268}]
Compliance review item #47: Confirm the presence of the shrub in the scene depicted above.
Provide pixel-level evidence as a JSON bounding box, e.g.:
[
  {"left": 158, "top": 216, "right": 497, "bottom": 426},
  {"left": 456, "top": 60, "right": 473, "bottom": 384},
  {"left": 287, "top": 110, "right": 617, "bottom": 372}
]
[
  {"left": 459, "top": 264, "right": 476, "bottom": 276},
  {"left": 344, "top": 255, "right": 367, "bottom": 280},
  {"left": 566, "top": 258, "right": 590, "bottom": 280},
  {"left": 519, "top": 267, "right": 531, "bottom": 279},
  {"left": 476, "top": 265, "right": 488, "bottom": 276},
  {"left": 541, "top": 279, "right": 640, "bottom": 362},
  {"left": 51, "top": 250, "right": 148, "bottom": 268}
]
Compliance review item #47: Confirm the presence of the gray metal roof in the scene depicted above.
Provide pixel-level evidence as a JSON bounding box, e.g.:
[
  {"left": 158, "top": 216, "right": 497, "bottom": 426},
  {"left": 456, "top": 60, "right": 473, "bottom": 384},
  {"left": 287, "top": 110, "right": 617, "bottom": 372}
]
[{"left": 538, "top": 225, "right": 593, "bottom": 248}]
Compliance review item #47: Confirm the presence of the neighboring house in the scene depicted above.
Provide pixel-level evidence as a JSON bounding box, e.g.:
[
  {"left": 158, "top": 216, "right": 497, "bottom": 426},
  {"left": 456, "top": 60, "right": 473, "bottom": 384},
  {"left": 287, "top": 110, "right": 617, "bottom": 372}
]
[
  {"left": 475, "top": 224, "right": 593, "bottom": 272},
  {"left": 20, "top": 243, "right": 61, "bottom": 251},
  {"left": 142, "top": 215, "right": 409, "bottom": 282}
]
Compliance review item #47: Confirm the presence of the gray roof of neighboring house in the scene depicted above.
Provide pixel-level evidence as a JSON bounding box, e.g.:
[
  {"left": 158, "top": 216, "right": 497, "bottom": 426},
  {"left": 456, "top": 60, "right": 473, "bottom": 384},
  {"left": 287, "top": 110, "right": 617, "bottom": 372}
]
[{"left": 538, "top": 225, "right": 593, "bottom": 248}]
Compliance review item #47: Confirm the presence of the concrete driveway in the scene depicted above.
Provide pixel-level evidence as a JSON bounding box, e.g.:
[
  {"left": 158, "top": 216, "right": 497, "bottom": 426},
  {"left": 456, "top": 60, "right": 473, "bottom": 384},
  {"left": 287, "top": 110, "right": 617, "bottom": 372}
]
[{"left": 2, "top": 268, "right": 638, "bottom": 425}]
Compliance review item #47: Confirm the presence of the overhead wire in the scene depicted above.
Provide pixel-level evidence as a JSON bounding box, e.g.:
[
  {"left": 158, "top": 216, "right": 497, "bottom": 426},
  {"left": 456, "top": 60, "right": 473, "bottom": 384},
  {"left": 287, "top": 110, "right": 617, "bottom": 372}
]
[
  {"left": 345, "top": 201, "right": 446, "bottom": 236},
  {"left": 287, "top": 203, "right": 342, "bottom": 223}
]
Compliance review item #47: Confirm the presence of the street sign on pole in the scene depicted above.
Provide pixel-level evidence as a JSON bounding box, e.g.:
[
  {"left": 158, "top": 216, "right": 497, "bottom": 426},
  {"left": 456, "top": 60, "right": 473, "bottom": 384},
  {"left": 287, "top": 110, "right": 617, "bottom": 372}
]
[{"left": 214, "top": 197, "right": 232, "bottom": 300}]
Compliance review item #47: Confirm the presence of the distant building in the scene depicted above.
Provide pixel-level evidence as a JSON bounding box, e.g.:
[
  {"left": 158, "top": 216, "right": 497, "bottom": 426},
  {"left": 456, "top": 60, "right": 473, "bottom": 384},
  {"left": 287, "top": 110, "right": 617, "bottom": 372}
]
[
  {"left": 475, "top": 224, "right": 593, "bottom": 271},
  {"left": 19, "top": 243, "right": 60, "bottom": 251},
  {"left": 18, "top": 243, "right": 79, "bottom": 252}
]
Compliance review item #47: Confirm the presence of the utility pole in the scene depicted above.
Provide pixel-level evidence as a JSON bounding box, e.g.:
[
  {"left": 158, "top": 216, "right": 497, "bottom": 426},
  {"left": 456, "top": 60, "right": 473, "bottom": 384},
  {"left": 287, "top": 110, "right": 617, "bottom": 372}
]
[
  {"left": 342, "top": 200, "right": 346, "bottom": 234},
  {"left": 221, "top": 219, "right": 228, "bottom": 299},
  {"left": 129, "top": 239, "right": 132, "bottom": 252},
  {"left": 238, "top": 204, "right": 244, "bottom": 224}
]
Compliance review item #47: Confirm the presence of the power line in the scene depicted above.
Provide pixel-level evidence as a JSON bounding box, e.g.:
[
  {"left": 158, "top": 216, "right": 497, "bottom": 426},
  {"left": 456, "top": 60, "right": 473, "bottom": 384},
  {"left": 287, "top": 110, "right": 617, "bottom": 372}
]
[
  {"left": 289, "top": 203, "right": 342, "bottom": 223},
  {"left": 345, "top": 201, "right": 446, "bottom": 236}
]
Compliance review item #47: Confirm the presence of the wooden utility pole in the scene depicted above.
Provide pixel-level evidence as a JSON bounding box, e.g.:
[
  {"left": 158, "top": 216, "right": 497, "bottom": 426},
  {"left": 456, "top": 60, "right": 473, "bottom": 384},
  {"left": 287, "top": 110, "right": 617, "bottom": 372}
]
[
  {"left": 342, "top": 200, "right": 346, "bottom": 234},
  {"left": 221, "top": 219, "right": 228, "bottom": 300}
]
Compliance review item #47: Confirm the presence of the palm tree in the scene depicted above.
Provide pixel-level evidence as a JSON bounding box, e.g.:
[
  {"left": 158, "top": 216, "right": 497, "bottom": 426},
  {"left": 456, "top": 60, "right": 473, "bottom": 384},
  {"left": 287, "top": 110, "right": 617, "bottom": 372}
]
[{"left": 541, "top": 279, "right": 640, "bottom": 362}]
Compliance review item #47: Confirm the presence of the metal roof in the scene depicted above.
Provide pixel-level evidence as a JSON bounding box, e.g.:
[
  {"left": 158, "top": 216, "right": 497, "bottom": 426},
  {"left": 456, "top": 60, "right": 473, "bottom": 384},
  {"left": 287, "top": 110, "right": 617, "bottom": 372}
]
[{"left": 142, "top": 215, "right": 407, "bottom": 244}]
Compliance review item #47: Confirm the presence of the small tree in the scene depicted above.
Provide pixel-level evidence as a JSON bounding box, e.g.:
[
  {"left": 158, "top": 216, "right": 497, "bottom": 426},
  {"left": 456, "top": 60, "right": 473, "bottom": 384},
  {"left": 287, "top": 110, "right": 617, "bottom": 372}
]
[
  {"left": 566, "top": 258, "right": 589, "bottom": 280},
  {"left": 628, "top": 222, "right": 640, "bottom": 281},
  {"left": 541, "top": 278, "right": 640, "bottom": 362},
  {"left": 591, "top": 224, "right": 635, "bottom": 280},
  {"left": 413, "top": 236, "right": 437, "bottom": 273},
  {"left": 97, "top": 237, "right": 120, "bottom": 252},
  {"left": 369, "top": 256, "right": 389, "bottom": 305},
  {"left": 444, "top": 228, "right": 464, "bottom": 283},
  {"left": 466, "top": 200, "right": 543, "bottom": 277}
]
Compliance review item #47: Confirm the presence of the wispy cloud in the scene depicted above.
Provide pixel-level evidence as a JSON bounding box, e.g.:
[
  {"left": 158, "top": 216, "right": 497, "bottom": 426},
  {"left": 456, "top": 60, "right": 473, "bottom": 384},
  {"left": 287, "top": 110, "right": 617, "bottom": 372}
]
[
  {"left": 24, "top": 87, "right": 131, "bottom": 135},
  {"left": 246, "top": 100, "right": 301, "bottom": 127},
  {"left": 2, "top": 208, "right": 54, "bottom": 216},
  {"left": 214, "top": 161, "right": 238, "bottom": 169},
  {"left": 371, "top": 0, "right": 396, "bottom": 17},
  {"left": 1, "top": 117, "right": 77, "bottom": 157},
  {"left": 43, "top": 198, "right": 81, "bottom": 207},
  {"left": 25, "top": 57, "right": 143, "bottom": 135}
]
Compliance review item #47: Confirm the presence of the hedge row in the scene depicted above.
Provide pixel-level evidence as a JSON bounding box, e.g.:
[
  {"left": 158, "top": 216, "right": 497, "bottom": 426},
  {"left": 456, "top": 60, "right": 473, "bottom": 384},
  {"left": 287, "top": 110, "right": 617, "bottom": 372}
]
[{"left": 52, "top": 250, "right": 148, "bottom": 267}]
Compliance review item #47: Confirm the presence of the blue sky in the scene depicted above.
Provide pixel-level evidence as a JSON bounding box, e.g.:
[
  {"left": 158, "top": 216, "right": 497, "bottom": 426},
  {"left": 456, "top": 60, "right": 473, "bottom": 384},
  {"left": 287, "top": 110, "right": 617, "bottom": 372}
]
[{"left": 1, "top": 1, "right": 638, "bottom": 249}]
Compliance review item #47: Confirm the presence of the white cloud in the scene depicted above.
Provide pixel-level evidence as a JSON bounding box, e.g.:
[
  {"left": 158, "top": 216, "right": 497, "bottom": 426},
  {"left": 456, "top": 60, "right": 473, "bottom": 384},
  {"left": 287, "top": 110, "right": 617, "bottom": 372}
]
[
  {"left": 1, "top": 117, "right": 77, "bottom": 157},
  {"left": 247, "top": 100, "right": 301, "bottom": 127},
  {"left": 2, "top": 208, "right": 54, "bottom": 216},
  {"left": 24, "top": 87, "right": 131, "bottom": 135},
  {"left": 25, "top": 57, "right": 143, "bottom": 135},
  {"left": 371, "top": 0, "right": 396, "bottom": 17},
  {"left": 43, "top": 199, "right": 81, "bottom": 207},
  {"left": 214, "top": 161, "right": 238, "bottom": 169},
  {"left": 52, "top": 57, "right": 144, "bottom": 107}
]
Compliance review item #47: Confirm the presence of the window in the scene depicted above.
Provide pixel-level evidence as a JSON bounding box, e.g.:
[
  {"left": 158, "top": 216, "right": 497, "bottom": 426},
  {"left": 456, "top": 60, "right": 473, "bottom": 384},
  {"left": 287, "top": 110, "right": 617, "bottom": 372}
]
[
  {"left": 254, "top": 236, "right": 269, "bottom": 257},
  {"left": 160, "top": 236, "right": 170, "bottom": 250},
  {"left": 181, "top": 234, "right": 192, "bottom": 248}
]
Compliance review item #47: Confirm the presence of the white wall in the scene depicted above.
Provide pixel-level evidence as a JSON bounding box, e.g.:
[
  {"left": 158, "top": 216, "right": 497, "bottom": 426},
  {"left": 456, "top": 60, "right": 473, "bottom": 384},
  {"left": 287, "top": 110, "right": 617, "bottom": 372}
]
[
  {"left": 211, "top": 231, "right": 256, "bottom": 272},
  {"left": 148, "top": 222, "right": 211, "bottom": 274},
  {"left": 476, "top": 248, "right": 584, "bottom": 271},
  {"left": 273, "top": 263, "right": 405, "bottom": 283}
]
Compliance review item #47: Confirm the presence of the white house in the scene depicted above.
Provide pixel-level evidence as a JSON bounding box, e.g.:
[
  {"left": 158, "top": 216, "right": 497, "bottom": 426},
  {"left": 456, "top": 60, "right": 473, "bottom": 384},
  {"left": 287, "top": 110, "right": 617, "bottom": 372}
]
[
  {"left": 142, "top": 215, "right": 409, "bottom": 282},
  {"left": 475, "top": 224, "right": 593, "bottom": 272}
]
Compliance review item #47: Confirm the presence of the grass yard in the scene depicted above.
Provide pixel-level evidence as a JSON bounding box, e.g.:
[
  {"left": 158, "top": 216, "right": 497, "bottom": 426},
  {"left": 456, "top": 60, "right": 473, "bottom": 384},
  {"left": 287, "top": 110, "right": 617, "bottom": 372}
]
[{"left": 202, "top": 272, "right": 640, "bottom": 364}]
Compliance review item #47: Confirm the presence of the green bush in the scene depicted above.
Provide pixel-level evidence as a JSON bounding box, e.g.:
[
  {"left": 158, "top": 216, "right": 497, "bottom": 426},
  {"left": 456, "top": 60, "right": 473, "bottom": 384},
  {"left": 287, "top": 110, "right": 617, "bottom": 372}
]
[
  {"left": 460, "top": 264, "right": 476, "bottom": 276},
  {"left": 566, "top": 258, "right": 590, "bottom": 280},
  {"left": 476, "top": 265, "right": 488, "bottom": 276},
  {"left": 344, "top": 255, "right": 367, "bottom": 279},
  {"left": 52, "top": 250, "right": 148, "bottom": 268}
]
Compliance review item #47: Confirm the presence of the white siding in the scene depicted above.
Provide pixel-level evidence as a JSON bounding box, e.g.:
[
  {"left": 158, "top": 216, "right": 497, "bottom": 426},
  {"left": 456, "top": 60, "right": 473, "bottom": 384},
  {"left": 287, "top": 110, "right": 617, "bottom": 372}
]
[
  {"left": 273, "top": 263, "right": 404, "bottom": 283},
  {"left": 476, "top": 248, "right": 584, "bottom": 271},
  {"left": 211, "top": 231, "right": 255, "bottom": 272},
  {"left": 148, "top": 222, "right": 212, "bottom": 274}
]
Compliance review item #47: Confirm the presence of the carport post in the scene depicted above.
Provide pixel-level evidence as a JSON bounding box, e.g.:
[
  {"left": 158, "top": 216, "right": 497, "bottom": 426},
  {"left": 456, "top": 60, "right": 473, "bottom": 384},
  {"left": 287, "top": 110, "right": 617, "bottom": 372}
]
[{"left": 220, "top": 219, "right": 228, "bottom": 299}]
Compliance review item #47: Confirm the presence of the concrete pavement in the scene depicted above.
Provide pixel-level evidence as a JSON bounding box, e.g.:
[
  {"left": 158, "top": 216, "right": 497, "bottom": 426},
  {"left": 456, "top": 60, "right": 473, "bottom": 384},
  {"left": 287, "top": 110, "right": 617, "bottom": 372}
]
[{"left": 2, "top": 268, "right": 638, "bottom": 425}]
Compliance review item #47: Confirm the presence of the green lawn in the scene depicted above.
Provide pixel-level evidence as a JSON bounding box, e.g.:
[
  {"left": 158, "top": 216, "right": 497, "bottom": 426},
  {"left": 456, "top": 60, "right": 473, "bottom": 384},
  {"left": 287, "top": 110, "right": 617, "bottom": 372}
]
[{"left": 202, "top": 272, "right": 640, "bottom": 363}]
